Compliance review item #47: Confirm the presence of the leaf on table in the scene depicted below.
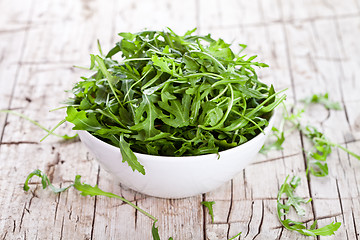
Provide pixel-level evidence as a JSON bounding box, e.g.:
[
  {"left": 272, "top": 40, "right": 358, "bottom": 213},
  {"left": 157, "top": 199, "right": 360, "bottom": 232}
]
[
  {"left": 260, "top": 126, "right": 285, "bottom": 154},
  {"left": 301, "top": 93, "right": 342, "bottom": 110},
  {"left": 277, "top": 175, "right": 341, "bottom": 236},
  {"left": 201, "top": 201, "right": 216, "bottom": 223},
  {"left": 24, "top": 169, "right": 73, "bottom": 193}
]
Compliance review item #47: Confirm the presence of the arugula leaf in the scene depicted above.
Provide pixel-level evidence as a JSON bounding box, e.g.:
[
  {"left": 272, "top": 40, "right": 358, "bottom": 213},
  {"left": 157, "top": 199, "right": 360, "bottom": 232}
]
[
  {"left": 24, "top": 169, "right": 73, "bottom": 193},
  {"left": 266, "top": 102, "right": 360, "bottom": 177},
  {"left": 302, "top": 93, "right": 342, "bottom": 110},
  {"left": 152, "top": 222, "right": 161, "bottom": 240},
  {"left": 277, "top": 175, "right": 341, "bottom": 236},
  {"left": 24, "top": 169, "right": 170, "bottom": 239},
  {"left": 260, "top": 127, "right": 285, "bottom": 154},
  {"left": 158, "top": 97, "right": 190, "bottom": 128},
  {"left": 201, "top": 201, "right": 215, "bottom": 223},
  {"left": 130, "top": 95, "right": 163, "bottom": 140},
  {"left": 65, "top": 106, "right": 103, "bottom": 132},
  {"left": 58, "top": 29, "right": 285, "bottom": 171},
  {"left": 119, "top": 133, "right": 145, "bottom": 175}
]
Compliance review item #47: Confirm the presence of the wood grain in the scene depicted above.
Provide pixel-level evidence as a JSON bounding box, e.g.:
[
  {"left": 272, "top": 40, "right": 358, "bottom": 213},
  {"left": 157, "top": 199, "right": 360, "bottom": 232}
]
[{"left": 0, "top": 0, "right": 359, "bottom": 239}]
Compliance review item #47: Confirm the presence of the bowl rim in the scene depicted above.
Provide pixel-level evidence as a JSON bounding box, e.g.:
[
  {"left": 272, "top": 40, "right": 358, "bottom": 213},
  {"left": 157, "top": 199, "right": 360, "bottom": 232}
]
[{"left": 78, "top": 110, "right": 276, "bottom": 161}]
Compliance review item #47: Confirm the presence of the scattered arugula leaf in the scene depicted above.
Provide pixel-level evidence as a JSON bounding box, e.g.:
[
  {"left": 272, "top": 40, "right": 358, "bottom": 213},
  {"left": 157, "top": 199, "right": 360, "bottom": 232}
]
[
  {"left": 201, "top": 201, "right": 216, "bottom": 223},
  {"left": 301, "top": 93, "right": 342, "bottom": 110},
  {"left": 284, "top": 108, "right": 360, "bottom": 177},
  {"left": 260, "top": 126, "right": 285, "bottom": 154},
  {"left": 152, "top": 222, "right": 161, "bottom": 240},
  {"left": 277, "top": 175, "right": 341, "bottom": 236},
  {"left": 61, "top": 28, "right": 285, "bottom": 174},
  {"left": 24, "top": 169, "right": 173, "bottom": 239},
  {"left": 24, "top": 169, "right": 73, "bottom": 193}
]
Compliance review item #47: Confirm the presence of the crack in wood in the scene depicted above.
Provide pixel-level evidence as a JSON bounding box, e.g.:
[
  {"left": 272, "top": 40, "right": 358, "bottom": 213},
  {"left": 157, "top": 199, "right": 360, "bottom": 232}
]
[
  {"left": 226, "top": 180, "right": 234, "bottom": 239},
  {"left": 18, "top": 203, "right": 27, "bottom": 232},
  {"left": 251, "top": 200, "right": 264, "bottom": 240},
  {"left": 0, "top": 141, "right": 38, "bottom": 145},
  {"left": 60, "top": 216, "right": 65, "bottom": 240},
  {"left": 69, "top": 205, "right": 73, "bottom": 220},
  {"left": 12, "top": 220, "right": 16, "bottom": 233},
  {"left": 202, "top": 193, "right": 207, "bottom": 240},
  {"left": 252, "top": 152, "right": 301, "bottom": 165},
  {"left": 352, "top": 212, "right": 359, "bottom": 240},
  {"left": 336, "top": 179, "right": 350, "bottom": 240},
  {"left": 54, "top": 188, "right": 61, "bottom": 224},
  {"left": 46, "top": 152, "right": 61, "bottom": 182},
  {"left": 1, "top": 231, "right": 8, "bottom": 240},
  {"left": 277, "top": 226, "right": 284, "bottom": 240},
  {"left": 90, "top": 166, "right": 100, "bottom": 240},
  {"left": 134, "top": 200, "right": 138, "bottom": 230},
  {"left": 244, "top": 201, "right": 254, "bottom": 238},
  {"left": 299, "top": 132, "right": 318, "bottom": 229}
]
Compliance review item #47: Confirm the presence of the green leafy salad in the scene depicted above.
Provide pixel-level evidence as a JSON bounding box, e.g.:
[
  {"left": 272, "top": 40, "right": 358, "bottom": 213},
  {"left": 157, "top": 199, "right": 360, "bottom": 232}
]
[{"left": 63, "top": 28, "right": 286, "bottom": 174}]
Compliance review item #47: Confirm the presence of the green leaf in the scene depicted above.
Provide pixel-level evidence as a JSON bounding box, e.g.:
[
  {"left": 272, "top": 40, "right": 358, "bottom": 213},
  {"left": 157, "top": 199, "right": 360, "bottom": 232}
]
[
  {"left": 201, "top": 201, "right": 215, "bottom": 223},
  {"left": 152, "top": 55, "right": 175, "bottom": 76},
  {"left": 65, "top": 106, "right": 103, "bottom": 132},
  {"left": 119, "top": 133, "right": 145, "bottom": 175},
  {"left": 277, "top": 175, "right": 342, "bottom": 236},
  {"left": 158, "top": 96, "right": 191, "bottom": 128},
  {"left": 152, "top": 222, "right": 160, "bottom": 240},
  {"left": 302, "top": 93, "right": 342, "bottom": 110},
  {"left": 24, "top": 170, "right": 166, "bottom": 238},
  {"left": 24, "top": 169, "right": 73, "bottom": 193},
  {"left": 260, "top": 127, "right": 285, "bottom": 154},
  {"left": 130, "top": 95, "right": 163, "bottom": 139}
]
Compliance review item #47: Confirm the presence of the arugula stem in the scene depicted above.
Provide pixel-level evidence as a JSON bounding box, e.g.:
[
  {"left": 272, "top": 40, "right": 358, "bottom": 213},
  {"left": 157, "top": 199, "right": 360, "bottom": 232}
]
[
  {"left": 95, "top": 55, "right": 123, "bottom": 108},
  {"left": 124, "top": 68, "right": 152, "bottom": 102},
  {"left": 120, "top": 58, "right": 151, "bottom": 64},
  {"left": 189, "top": 50, "right": 227, "bottom": 71},
  {"left": 199, "top": 84, "right": 234, "bottom": 130},
  {"left": 231, "top": 109, "right": 265, "bottom": 134},
  {"left": 184, "top": 72, "right": 224, "bottom": 80},
  {"left": 0, "top": 110, "right": 76, "bottom": 141},
  {"left": 210, "top": 85, "right": 228, "bottom": 101},
  {"left": 313, "top": 137, "right": 360, "bottom": 160},
  {"left": 40, "top": 119, "right": 67, "bottom": 142},
  {"left": 109, "top": 193, "right": 157, "bottom": 221}
]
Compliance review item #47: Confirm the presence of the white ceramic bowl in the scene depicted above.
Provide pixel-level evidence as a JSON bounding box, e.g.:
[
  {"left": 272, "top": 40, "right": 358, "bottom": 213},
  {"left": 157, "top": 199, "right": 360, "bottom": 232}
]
[{"left": 78, "top": 115, "right": 274, "bottom": 199}]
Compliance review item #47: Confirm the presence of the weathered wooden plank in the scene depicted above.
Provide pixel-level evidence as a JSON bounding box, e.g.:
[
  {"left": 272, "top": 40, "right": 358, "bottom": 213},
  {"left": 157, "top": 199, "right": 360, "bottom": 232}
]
[
  {"left": 198, "top": 0, "right": 263, "bottom": 30},
  {"left": 280, "top": 0, "right": 360, "bottom": 21},
  {"left": 112, "top": 0, "right": 197, "bottom": 34},
  {"left": 1, "top": 0, "right": 360, "bottom": 239},
  {"left": 0, "top": 0, "right": 35, "bottom": 139},
  {"left": 335, "top": 16, "right": 360, "bottom": 103}
]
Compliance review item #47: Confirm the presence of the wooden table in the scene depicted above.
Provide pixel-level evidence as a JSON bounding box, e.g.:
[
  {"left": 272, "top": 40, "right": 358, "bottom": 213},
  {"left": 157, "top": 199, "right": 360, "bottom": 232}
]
[{"left": 1, "top": 0, "right": 359, "bottom": 239}]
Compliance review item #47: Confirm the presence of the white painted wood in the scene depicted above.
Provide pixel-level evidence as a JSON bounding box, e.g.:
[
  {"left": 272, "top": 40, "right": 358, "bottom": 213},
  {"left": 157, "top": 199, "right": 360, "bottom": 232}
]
[{"left": 0, "top": 0, "right": 359, "bottom": 239}]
